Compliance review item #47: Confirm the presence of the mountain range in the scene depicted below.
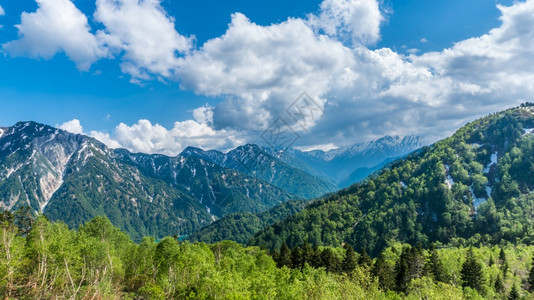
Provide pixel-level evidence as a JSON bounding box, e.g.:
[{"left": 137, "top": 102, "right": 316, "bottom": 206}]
[
  {"left": 0, "top": 121, "right": 422, "bottom": 241},
  {"left": 248, "top": 104, "right": 534, "bottom": 254}
]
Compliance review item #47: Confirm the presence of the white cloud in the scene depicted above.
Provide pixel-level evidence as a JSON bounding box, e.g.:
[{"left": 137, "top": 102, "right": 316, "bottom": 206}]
[
  {"left": 0, "top": 5, "right": 5, "bottom": 16},
  {"left": 177, "top": 13, "right": 355, "bottom": 132},
  {"left": 57, "top": 117, "right": 244, "bottom": 155},
  {"left": 308, "top": 0, "right": 385, "bottom": 45},
  {"left": 7, "top": 0, "right": 534, "bottom": 151},
  {"left": 94, "top": 0, "right": 193, "bottom": 81},
  {"left": 89, "top": 131, "right": 123, "bottom": 148},
  {"left": 107, "top": 119, "right": 244, "bottom": 155},
  {"left": 58, "top": 119, "right": 84, "bottom": 134},
  {"left": 300, "top": 0, "right": 534, "bottom": 146},
  {"left": 3, "top": 0, "right": 107, "bottom": 70}
]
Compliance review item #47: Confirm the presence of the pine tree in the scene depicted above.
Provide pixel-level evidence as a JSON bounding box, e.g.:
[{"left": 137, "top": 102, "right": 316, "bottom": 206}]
[
  {"left": 528, "top": 255, "right": 534, "bottom": 292},
  {"left": 278, "top": 243, "right": 292, "bottom": 268},
  {"left": 494, "top": 274, "right": 504, "bottom": 294},
  {"left": 290, "top": 246, "right": 303, "bottom": 269},
  {"left": 301, "top": 241, "right": 314, "bottom": 267},
  {"left": 461, "top": 247, "right": 485, "bottom": 293},
  {"left": 508, "top": 284, "right": 519, "bottom": 300},
  {"left": 499, "top": 247, "right": 507, "bottom": 265},
  {"left": 321, "top": 248, "right": 340, "bottom": 273},
  {"left": 408, "top": 247, "right": 425, "bottom": 280},
  {"left": 372, "top": 252, "right": 394, "bottom": 290},
  {"left": 395, "top": 247, "right": 411, "bottom": 292},
  {"left": 358, "top": 248, "right": 372, "bottom": 267},
  {"left": 311, "top": 246, "right": 323, "bottom": 268},
  {"left": 341, "top": 243, "right": 357, "bottom": 274},
  {"left": 427, "top": 245, "right": 448, "bottom": 283}
]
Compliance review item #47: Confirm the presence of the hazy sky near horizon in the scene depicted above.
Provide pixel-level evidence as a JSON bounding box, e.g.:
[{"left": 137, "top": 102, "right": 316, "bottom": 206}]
[{"left": 0, "top": 0, "right": 531, "bottom": 155}]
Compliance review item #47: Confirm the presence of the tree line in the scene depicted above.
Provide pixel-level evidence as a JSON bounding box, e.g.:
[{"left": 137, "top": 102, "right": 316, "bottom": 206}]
[{"left": 4, "top": 210, "right": 534, "bottom": 298}]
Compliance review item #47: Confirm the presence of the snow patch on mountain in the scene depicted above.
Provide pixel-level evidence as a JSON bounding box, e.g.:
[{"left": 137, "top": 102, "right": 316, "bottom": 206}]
[
  {"left": 484, "top": 152, "right": 498, "bottom": 173},
  {"left": 444, "top": 164, "right": 455, "bottom": 190},
  {"left": 470, "top": 185, "right": 487, "bottom": 210}
]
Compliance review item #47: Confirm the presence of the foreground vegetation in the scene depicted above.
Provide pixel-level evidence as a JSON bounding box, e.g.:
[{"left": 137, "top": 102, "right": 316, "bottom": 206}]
[{"left": 2, "top": 212, "right": 534, "bottom": 299}]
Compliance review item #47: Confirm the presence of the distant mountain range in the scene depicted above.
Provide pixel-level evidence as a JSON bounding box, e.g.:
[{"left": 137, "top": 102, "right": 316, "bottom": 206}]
[
  {"left": 0, "top": 121, "right": 425, "bottom": 241},
  {"left": 184, "top": 135, "right": 426, "bottom": 189}
]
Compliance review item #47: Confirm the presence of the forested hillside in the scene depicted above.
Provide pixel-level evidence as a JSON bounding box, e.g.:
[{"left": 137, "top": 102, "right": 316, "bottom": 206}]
[
  {"left": 251, "top": 105, "right": 534, "bottom": 255},
  {"left": 189, "top": 199, "right": 307, "bottom": 244},
  {"left": 2, "top": 213, "right": 534, "bottom": 299}
]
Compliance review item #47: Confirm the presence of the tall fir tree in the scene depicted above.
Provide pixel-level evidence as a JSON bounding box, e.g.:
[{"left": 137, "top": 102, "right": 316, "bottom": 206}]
[
  {"left": 508, "top": 284, "right": 519, "bottom": 300},
  {"left": 499, "top": 248, "right": 507, "bottom": 265},
  {"left": 358, "top": 248, "right": 372, "bottom": 267},
  {"left": 278, "top": 243, "right": 292, "bottom": 268},
  {"left": 395, "top": 247, "right": 411, "bottom": 292},
  {"left": 427, "top": 245, "right": 448, "bottom": 283},
  {"left": 291, "top": 246, "right": 303, "bottom": 269},
  {"left": 321, "top": 248, "right": 340, "bottom": 273},
  {"left": 310, "top": 246, "right": 323, "bottom": 268},
  {"left": 341, "top": 243, "right": 357, "bottom": 274},
  {"left": 494, "top": 274, "right": 504, "bottom": 294},
  {"left": 372, "top": 252, "right": 394, "bottom": 291},
  {"left": 301, "top": 241, "right": 314, "bottom": 267},
  {"left": 460, "top": 247, "right": 485, "bottom": 293}
]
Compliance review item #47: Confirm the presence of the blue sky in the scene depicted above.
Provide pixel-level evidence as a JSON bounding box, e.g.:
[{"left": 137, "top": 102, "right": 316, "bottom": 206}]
[{"left": 0, "top": 0, "right": 531, "bottom": 154}]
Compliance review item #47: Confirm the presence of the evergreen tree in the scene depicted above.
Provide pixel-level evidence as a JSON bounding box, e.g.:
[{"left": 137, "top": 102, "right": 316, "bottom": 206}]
[
  {"left": 341, "top": 243, "right": 357, "bottom": 274},
  {"left": 409, "top": 247, "right": 425, "bottom": 280},
  {"left": 358, "top": 248, "right": 372, "bottom": 267},
  {"left": 494, "top": 274, "right": 504, "bottom": 294},
  {"left": 372, "top": 252, "right": 394, "bottom": 290},
  {"left": 499, "top": 247, "right": 507, "bottom": 265},
  {"left": 461, "top": 247, "right": 485, "bottom": 293},
  {"left": 508, "top": 284, "right": 519, "bottom": 300},
  {"left": 290, "top": 246, "right": 303, "bottom": 269},
  {"left": 301, "top": 241, "right": 314, "bottom": 267},
  {"left": 320, "top": 248, "right": 340, "bottom": 273},
  {"left": 427, "top": 245, "right": 448, "bottom": 283},
  {"left": 278, "top": 243, "right": 291, "bottom": 268},
  {"left": 395, "top": 247, "right": 411, "bottom": 292},
  {"left": 310, "top": 246, "right": 323, "bottom": 268}
]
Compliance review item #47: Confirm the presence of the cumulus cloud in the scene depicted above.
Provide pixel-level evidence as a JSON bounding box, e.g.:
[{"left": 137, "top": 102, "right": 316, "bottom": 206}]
[
  {"left": 3, "top": 0, "right": 107, "bottom": 70},
  {"left": 58, "top": 117, "right": 243, "bottom": 155},
  {"left": 7, "top": 0, "right": 534, "bottom": 151},
  {"left": 58, "top": 119, "right": 84, "bottom": 134},
  {"left": 177, "top": 13, "right": 355, "bottom": 132},
  {"left": 300, "top": 0, "right": 534, "bottom": 146},
  {"left": 308, "top": 0, "right": 385, "bottom": 45},
  {"left": 88, "top": 131, "right": 123, "bottom": 148},
  {"left": 97, "top": 119, "right": 244, "bottom": 155},
  {"left": 94, "top": 0, "right": 193, "bottom": 81}
]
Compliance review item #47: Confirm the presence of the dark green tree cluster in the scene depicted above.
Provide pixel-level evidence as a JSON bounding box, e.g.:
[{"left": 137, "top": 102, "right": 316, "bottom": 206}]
[{"left": 271, "top": 242, "right": 361, "bottom": 274}]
